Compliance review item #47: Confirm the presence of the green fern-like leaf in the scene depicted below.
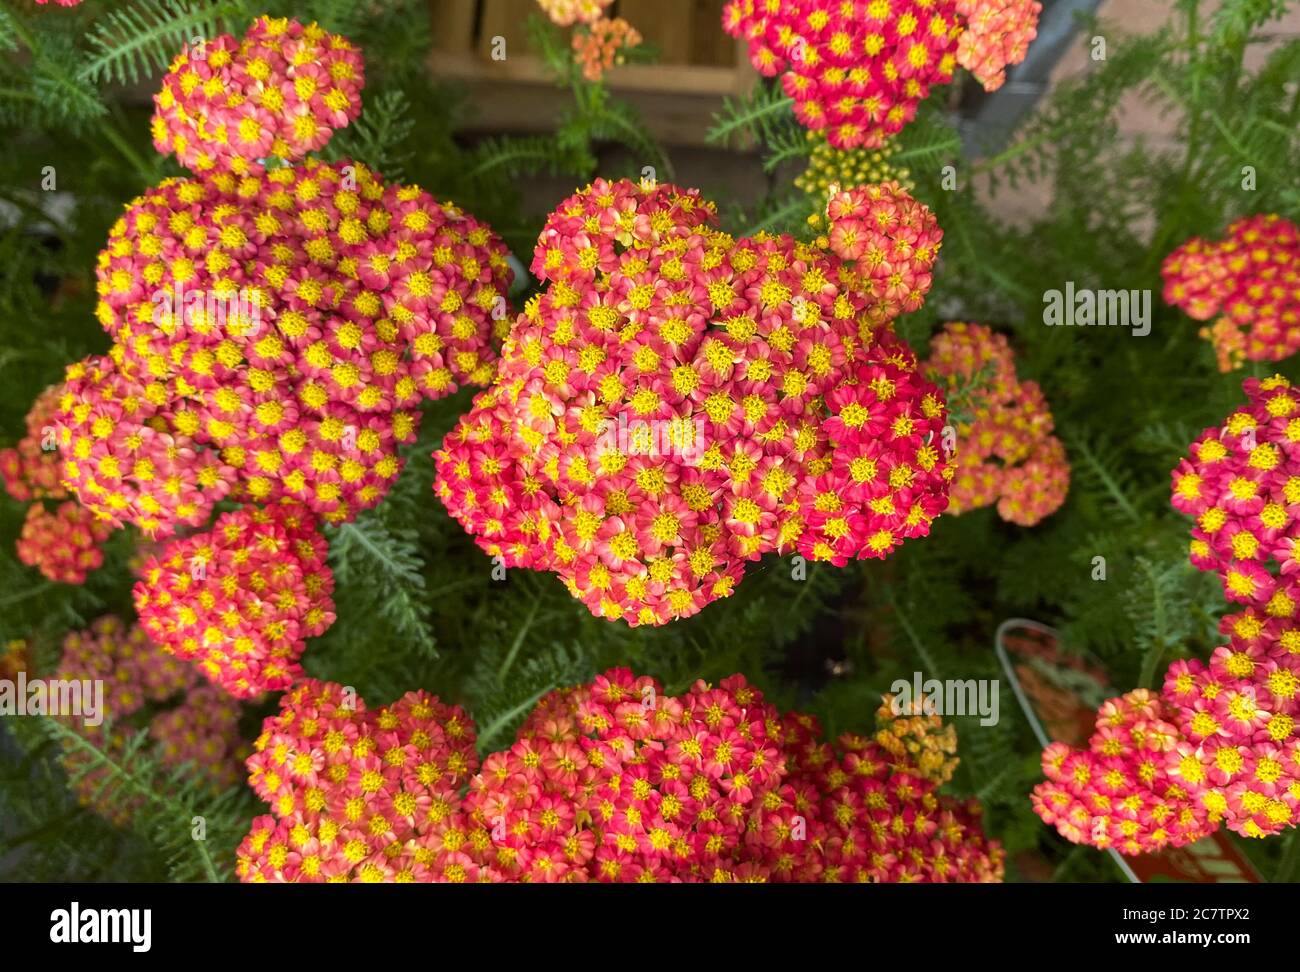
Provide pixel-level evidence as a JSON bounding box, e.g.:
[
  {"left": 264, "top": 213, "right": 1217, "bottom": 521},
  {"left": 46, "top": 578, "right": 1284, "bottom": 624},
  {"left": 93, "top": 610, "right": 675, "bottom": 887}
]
[
  {"left": 81, "top": 0, "right": 239, "bottom": 86},
  {"left": 327, "top": 514, "right": 439, "bottom": 660},
  {"left": 35, "top": 717, "right": 249, "bottom": 883},
  {"left": 708, "top": 83, "right": 795, "bottom": 148}
]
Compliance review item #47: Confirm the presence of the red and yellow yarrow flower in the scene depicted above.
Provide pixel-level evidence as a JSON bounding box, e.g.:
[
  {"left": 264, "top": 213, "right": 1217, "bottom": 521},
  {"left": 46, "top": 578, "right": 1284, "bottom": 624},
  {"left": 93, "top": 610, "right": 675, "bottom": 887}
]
[
  {"left": 1170, "top": 374, "right": 1300, "bottom": 612},
  {"left": 133, "top": 501, "right": 335, "bottom": 698},
  {"left": 3, "top": 385, "right": 118, "bottom": 585},
  {"left": 1034, "top": 609, "right": 1300, "bottom": 851},
  {"left": 51, "top": 616, "right": 247, "bottom": 827},
  {"left": 925, "top": 322, "right": 1068, "bottom": 526},
  {"left": 237, "top": 680, "right": 479, "bottom": 883},
  {"left": 16, "top": 501, "right": 115, "bottom": 584},
  {"left": 435, "top": 177, "right": 951, "bottom": 627},
  {"left": 1032, "top": 688, "right": 1215, "bottom": 855},
  {"left": 573, "top": 17, "right": 642, "bottom": 82},
  {"left": 236, "top": 669, "right": 1004, "bottom": 883},
  {"left": 1162, "top": 214, "right": 1300, "bottom": 371},
  {"left": 954, "top": 0, "right": 1042, "bottom": 91},
  {"left": 57, "top": 354, "right": 237, "bottom": 537},
  {"left": 152, "top": 17, "right": 365, "bottom": 176},
  {"left": 54, "top": 19, "right": 512, "bottom": 540},
  {"left": 723, "top": 0, "right": 1040, "bottom": 148},
  {"left": 66, "top": 154, "right": 512, "bottom": 536},
  {"left": 0, "top": 384, "right": 66, "bottom": 502},
  {"left": 1035, "top": 387, "right": 1300, "bottom": 854},
  {"left": 537, "top": 0, "right": 614, "bottom": 27}
]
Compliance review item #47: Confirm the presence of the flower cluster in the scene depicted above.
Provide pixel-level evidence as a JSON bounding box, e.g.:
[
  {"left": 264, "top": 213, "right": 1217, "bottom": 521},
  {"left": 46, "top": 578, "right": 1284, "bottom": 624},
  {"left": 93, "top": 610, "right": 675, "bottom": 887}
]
[
  {"left": 56, "top": 354, "right": 236, "bottom": 536},
  {"left": 1159, "top": 610, "right": 1300, "bottom": 838},
  {"left": 1170, "top": 374, "right": 1300, "bottom": 611},
  {"left": 1034, "top": 380, "right": 1300, "bottom": 855},
  {"left": 462, "top": 671, "right": 787, "bottom": 882},
  {"left": 435, "top": 178, "right": 950, "bottom": 626},
  {"left": 52, "top": 616, "right": 246, "bottom": 826},
  {"left": 237, "top": 680, "right": 479, "bottom": 882},
  {"left": 17, "top": 500, "right": 115, "bottom": 584},
  {"left": 724, "top": 0, "right": 960, "bottom": 149},
  {"left": 61, "top": 148, "right": 512, "bottom": 537},
  {"left": 237, "top": 669, "right": 1004, "bottom": 882},
  {"left": 874, "top": 693, "right": 960, "bottom": 785},
  {"left": 152, "top": 17, "right": 364, "bottom": 176},
  {"left": 1162, "top": 214, "right": 1300, "bottom": 372},
  {"left": 723, "top": 0, "right": 1040, "bottom": 148},
  {"left": 762, "top": 709, "right": 1004, "bottom": 881},
  {"left": 573, "top": 17, "right": 643, "bottom": 82},
  {"left": 1032, "top": 688, "right": 1214, "bottom": 855},
  {"left": 954, "top": 0, "right": 1042, "bottom": 91},
  {"left": 537, "top": 0, "right": 613, "bottom": 27},
  {"left": 3, "top": 384, "right": 117, "bottom": 585},
  {"left": 925, "top": 322, "right": 1068, "bottom": 526},
  {"left": 134, "top": 501, "right": 334, "bottom": 698},
  {"left": 1034, "top": 607, "right": 1300, "bottom": 850},
  {"left": 797, "top": 133, "right": 916, "bottom": 226},
  {"left": 50, "top": 18, "right": 511, "bottom": 542},
  {"left": 0, "top": 384, "right": 65, "bottom": 502},
  {"left": 35, "top": 0, "right": 82, "bottom": 6}
]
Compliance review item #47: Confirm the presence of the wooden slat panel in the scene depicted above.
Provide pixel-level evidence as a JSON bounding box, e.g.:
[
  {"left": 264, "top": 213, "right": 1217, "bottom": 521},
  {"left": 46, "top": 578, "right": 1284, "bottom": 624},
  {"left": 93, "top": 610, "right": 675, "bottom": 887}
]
[
  {"left": 477, "top": 0, "right": 536, "bottom": 60},
  {"left": 621, "top": 0, "right": 692, "bottom": 65},
  {"left": 689, "top": 0, "right": 733, "bottom": 67},
  {"left": 427, "top": 0, "right": 478, "bottom": 53}
]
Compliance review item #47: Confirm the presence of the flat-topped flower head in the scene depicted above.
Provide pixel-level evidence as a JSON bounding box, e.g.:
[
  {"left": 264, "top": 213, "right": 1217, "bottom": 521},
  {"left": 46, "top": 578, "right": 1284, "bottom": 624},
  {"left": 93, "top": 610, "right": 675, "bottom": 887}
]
[
  {"left": 56, "top": 354, "right": 237, "bottom": 537},
  {"left": 925, "top": 322, "right": 1068, "bottom": 526},
  {"left": 1034, "top": 611, "right": 1300, "bottom": 850},
  {"left": 0, "top": 384, "right": 66, "bottom": 502},
  {"left": 723, "top": 0, "right": 1040, "bottom": 148},
  {"left": 1171, "top": 374, "right": 1300, "bottom": 611},
  {"left": 955, "top": 0, "right": 1042, "bottom": 91},
  {"left": 1032, "top": 688, "right": 1215, "bottom": 855},
  {"left": 237, "top": 679, "right": 478, "bottom": 883},
  {"left": 237, "top": 668, "right": 1003, "bottom": 882},
  {"left": 435, "top": 178, "right": 950, "bottom": 626},
  {"left": 17, "top": 501, "right": 115, "bottom": 584},
  {"left": 152, "top": 17, "right": 365, "bottom": 176},
  {"left": 1162, "top": 215, "right": 1300, "bottom": 371},
  {"left": 71, "top": 154, "right": 511, "bottom": 536},
  {"left": 133, "top": 501, "right": 335, "bottom": 697}
]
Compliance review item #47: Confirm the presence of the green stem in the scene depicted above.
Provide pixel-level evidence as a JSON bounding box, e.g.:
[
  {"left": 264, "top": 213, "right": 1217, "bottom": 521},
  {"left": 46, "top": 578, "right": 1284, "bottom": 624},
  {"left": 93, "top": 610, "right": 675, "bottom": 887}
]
[
  {"left": 0, "top": 582, "right": 54, "bottom": 608},
  {"left": 891, "top": 591, "right": 940, "bottom": 678},
  {"left": 497, "top": 596, "right": 541, "bottom": 681},
  {"left": 477, "top": 683, "right": 555, "bottom": 751},
  {"left": 7, "top": 10, "right": 38, "bottom": 54},
  {"left": 0, "top": 807, "right": 88, "bottom": 854},
  {"left": 970, "top": 126, "right": 1057, "bottom": 176},
  {"left": 98, "top": 120, "right": 155, "bottom": 185},
  {"left": 1274, "top": 829, "right": 1300, "bottom": 882}
]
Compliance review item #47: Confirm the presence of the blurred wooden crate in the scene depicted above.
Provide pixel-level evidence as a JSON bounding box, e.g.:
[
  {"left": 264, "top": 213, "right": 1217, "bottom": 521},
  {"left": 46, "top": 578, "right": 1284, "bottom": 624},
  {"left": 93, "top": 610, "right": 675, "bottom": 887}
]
[{"left": 427, "top": 0, "right": 756, "bottom": 145}]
